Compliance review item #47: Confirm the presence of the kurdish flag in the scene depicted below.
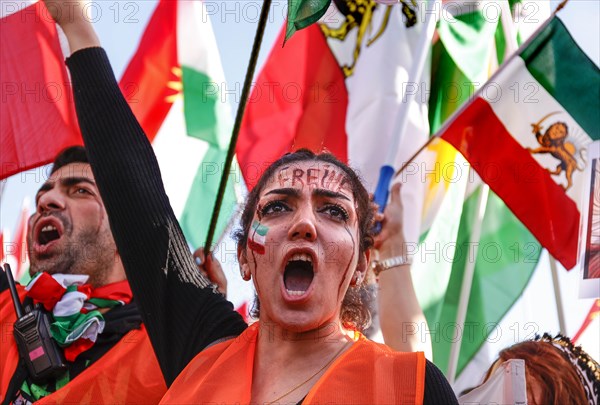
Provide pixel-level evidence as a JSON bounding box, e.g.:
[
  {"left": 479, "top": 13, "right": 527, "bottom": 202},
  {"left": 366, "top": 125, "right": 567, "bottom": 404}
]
[
  {"left": 238, "top": 0, "right": 430, "bottom": 246},
  {"left": 1, "top": 1, "right": 82, "bottom": 179},
  {"left": 439, "top": 16, "right": 599, "bottom": 270},
  {"left": 120, "top": 0, "right": 238, "bottom": 248}
]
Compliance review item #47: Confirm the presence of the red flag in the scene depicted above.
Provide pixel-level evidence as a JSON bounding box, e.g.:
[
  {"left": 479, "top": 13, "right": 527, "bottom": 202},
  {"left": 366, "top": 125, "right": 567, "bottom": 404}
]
[
  {"left": 236, "top": 25, "right": 348, "bottom": 190},
  {"left": 118, "top": 0, "right": 178, "bottom": 142},
  {"left": 11, "top": 203, "right": 30, "bottom": 280},
  {"left": 1, "top": 2, "right": 82, "bottom": 179},
  {"left": 0, "top": 231, "right": 5, "bottom": 263}
]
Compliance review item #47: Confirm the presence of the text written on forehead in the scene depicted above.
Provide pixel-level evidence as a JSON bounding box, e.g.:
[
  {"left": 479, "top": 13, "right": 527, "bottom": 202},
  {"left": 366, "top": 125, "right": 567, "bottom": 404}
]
[{"left": 277, "top": 165, "right": 350, "bottom": 193}]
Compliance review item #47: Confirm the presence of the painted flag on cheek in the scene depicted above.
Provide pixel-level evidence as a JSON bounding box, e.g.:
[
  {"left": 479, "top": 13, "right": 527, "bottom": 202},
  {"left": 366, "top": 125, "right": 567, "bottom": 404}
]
[{"left": 249, "top": 221, "right": 269, "bottom": 255}]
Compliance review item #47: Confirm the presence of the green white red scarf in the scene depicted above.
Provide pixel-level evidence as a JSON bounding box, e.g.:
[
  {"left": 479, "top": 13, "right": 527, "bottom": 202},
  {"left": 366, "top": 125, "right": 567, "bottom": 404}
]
[{"left": 25, "top": 272, "right": 132, "bottom": 361}]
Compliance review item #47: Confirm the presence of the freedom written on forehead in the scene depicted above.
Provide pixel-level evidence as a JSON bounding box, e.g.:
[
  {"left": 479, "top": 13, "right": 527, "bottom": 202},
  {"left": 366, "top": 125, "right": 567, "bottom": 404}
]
[{"left": 276, "top": 165, "right": 351, "bottom": 193}]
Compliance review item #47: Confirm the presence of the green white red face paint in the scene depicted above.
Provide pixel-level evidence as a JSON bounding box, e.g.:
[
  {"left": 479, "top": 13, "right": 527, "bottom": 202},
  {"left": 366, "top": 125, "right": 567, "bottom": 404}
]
[{"left": 249, "top": 220, "right": 269, "bottom": 255}]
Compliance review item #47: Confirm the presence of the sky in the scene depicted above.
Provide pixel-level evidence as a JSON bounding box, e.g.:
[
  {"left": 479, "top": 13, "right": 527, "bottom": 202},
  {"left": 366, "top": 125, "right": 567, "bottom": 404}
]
[
  {"left": 2, "top": 1, "right": 598, "bottom": 234},
  {"left": 1, "top": 0, "right": 599, "bottom": 371}
]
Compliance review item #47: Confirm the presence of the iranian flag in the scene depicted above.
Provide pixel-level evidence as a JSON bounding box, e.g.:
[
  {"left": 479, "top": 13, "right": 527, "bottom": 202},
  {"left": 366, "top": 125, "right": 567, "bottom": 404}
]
[
  {"left": 120, "top": 0, "right": 238, "bottom": 248},
  {"left": 237, "top": 0, "right": 430, "bottom": 246},
  {"left": 417, "top": 0, "right": 547, "bottom": 380},
  {"left": 440, "top": 16, "right": 599, "bottom": 271},
  {"left": 1, "top": 1, "right": 82, "bottom": 179}
]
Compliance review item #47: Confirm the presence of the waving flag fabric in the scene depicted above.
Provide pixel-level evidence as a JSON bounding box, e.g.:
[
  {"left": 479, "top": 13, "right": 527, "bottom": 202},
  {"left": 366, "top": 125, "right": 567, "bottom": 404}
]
[
  {"left": 120, "top": 0, "right": 239, "bottom": 248},
  {"left": 416, "top": 1, "right": 551, "bottom": 380},
  {"left": 237, "top": 0, "right": 430, "bottom": 246},
  {"left": 1, "top": 1, "right": 81, "bottom": 179},
  {"left": 440, "top": 16, "right": 599, "bottom": 270}
]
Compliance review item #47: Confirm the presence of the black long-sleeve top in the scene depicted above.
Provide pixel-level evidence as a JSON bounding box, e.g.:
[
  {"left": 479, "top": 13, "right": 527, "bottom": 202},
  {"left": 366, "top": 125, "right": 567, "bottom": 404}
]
[{"left": 65, "top": 47, "right": 458, "bottom": 404}]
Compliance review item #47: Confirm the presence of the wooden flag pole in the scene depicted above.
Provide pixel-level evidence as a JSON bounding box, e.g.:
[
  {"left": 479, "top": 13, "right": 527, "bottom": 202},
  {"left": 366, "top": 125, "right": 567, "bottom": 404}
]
[{"left": 204, "top": 0, "right": 272, "bottom": 254}]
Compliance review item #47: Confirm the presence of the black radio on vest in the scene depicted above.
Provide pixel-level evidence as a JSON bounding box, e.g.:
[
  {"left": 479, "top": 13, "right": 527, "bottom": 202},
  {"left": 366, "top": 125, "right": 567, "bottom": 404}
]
[{"left": 3, "top": 263, "right": 66, "bottom": 383}]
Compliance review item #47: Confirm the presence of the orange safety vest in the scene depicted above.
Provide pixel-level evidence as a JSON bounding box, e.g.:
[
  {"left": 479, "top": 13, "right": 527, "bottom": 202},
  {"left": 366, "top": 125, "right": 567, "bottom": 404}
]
[
  {"left": 0, "top": 288, "right": 167, "bottom": 404},
  {"left": 162, "top": 322, "right": 426, "bottom": 404}
]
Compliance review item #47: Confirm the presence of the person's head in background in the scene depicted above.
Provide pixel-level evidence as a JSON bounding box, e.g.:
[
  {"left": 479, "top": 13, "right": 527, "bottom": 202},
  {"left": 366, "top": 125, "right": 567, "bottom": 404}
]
[
  {"left": 27, "top": 146, "right": 124, "bottom": 287},
  {"left": 479, "top": 334, "right": 599, "bottom": 405}
]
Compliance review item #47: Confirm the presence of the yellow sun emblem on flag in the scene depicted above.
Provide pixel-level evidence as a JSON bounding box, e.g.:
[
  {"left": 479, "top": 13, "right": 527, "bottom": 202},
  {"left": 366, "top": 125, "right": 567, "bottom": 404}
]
[{"left": 165, "top": 66, "right": 183, "bottom": 104}]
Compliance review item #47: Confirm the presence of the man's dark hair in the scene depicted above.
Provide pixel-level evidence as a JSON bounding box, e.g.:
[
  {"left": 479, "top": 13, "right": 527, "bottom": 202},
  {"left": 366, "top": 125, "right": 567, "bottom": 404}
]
[{"left": 50, "top": 146, "right": 89, "bottom": 174}]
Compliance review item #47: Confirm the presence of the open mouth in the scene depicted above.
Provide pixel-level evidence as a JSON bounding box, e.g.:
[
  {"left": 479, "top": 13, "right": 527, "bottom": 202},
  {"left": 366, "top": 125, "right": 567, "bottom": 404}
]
[
  {"left": 36, "top": 223, "right": 62, "bottom": 246},
  {"left": 284, "top": 253, "right": 314, "bottom": 296}
]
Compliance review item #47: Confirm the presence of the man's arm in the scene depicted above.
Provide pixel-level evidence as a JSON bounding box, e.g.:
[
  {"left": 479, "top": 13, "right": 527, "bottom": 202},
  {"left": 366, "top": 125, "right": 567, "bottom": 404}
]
[{"left": 44, "top": 0, "right": 246, "bottom": 385}]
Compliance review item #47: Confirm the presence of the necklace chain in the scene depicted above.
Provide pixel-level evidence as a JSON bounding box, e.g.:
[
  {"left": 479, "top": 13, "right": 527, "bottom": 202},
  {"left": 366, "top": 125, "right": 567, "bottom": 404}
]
[{"left": 266, "top": 341, "right": 350, "bottom": 405}]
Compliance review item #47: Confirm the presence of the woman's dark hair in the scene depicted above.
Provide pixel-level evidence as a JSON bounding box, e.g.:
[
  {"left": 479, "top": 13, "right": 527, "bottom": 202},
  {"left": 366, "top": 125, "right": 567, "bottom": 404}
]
[{"left": 234, "top": 149, "right": 375, "bottom": 331}]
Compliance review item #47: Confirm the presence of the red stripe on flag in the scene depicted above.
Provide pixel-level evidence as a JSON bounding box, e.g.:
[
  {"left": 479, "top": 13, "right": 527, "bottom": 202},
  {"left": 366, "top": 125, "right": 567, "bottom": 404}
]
[
  {"left": 237, "top": 24, "right": 348, "bottom": 190},
  {"left": 572, "top": 299, "right": 600, "bottom": 344},
  {"left": 1, "top": 2, "right": 82, "bottom": 179},
  {"left": 441, "top": 98, "right": 579, "bottom": 269},
  {"left": 247, "top": 239, "right": 265, "bottom": 255},
  {"left": 119, "top": 0, "right": 178, "bottom": 141}
]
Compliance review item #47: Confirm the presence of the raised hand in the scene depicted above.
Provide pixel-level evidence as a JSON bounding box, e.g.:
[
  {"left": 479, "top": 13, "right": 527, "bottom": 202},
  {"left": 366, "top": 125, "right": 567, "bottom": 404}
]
[
  {"left": 373, "top": 182, "right": 408, "bottom": 261},
  {"left": 193, "top": 248, "right": 228, "bottom": 296},
  {"left": 42, "top": 0, "right": 100, "bottom": 52}
]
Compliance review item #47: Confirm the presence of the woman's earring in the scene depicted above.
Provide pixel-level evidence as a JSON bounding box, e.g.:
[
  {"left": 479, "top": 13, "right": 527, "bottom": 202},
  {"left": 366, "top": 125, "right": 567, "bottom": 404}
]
[
  {"left": 351, "top": 272, "right": 361, "bottom": 286},
  {"left": 241, "top": 263, "right": 251, "bottom": 281}
]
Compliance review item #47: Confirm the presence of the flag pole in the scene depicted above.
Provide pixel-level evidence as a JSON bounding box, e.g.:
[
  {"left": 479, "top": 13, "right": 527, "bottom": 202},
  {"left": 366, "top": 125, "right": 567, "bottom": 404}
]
[
  {"left": 204, "top": 0, "right": 272, "bottom": 254},
  {"left": 448, "top": 1, "right": 519, "bottom": 383},
  {"left": 371, "top": 0, "right": 441, "bottom": 220},
  {"left": 447, "top": 180, "right": 490, "bottom": 384},
  {"left": 549, "top": 255, "right": 567, "bottom": 333}
]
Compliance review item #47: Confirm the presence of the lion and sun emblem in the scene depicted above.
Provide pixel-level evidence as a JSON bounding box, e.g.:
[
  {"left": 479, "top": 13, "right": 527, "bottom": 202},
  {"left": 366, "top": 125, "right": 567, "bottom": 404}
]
[{"left": 527, "top": 112, "right": 588, "bottom": 191}]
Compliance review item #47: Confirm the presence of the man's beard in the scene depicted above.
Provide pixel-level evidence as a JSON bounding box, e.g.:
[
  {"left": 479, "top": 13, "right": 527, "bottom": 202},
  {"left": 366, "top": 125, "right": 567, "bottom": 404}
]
[{"left": 29, "top": 226, "right": 115, "bottom": 287}]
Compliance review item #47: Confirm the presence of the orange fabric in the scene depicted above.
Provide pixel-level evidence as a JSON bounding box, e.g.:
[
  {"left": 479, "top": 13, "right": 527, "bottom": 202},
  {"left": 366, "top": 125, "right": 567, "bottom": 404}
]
[
  {"left": 0, "top": 288, "right": 167, "bottom": 404},
  {"left": 162, "top": 322, "right": 426, "bottom": 404},
  {"left": 0, "top": 288, "right": 26, "bottom": 396}
]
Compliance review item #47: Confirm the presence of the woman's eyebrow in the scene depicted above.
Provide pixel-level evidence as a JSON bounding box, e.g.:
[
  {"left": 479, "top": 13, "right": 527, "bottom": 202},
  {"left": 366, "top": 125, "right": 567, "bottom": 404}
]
[
  {"left": 312, "top": 189, "right": 351, "bottom": 202},
  {"left": 264, "top": 188, "right": 301, "bottom": 197}
]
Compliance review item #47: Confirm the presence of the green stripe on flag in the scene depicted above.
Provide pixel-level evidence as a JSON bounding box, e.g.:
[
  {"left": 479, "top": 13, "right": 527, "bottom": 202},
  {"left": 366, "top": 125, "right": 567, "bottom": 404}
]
[
  {"left": 430, "top": 10, "right": 497, "bottom": 133},
  {"left": 427, "top": 189, "right": 540, "bottom": 376},
  {"left": 251, "top": 220, "right": 268, "bottom": 237},
  {"left": 181, "top": 66, "right": 232, "bottom": 148},
  {"left": 437, "top": 10, "right": 498, "bottom": 84},
  {"left": 520, "top": 18, "right": 600, "bottom": 140},
  {"left": 180, "top": 146, "right": 238, "bottom": 248},
  {"left": 51, "top": 310, "right": 103, "bottom": 344}
]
